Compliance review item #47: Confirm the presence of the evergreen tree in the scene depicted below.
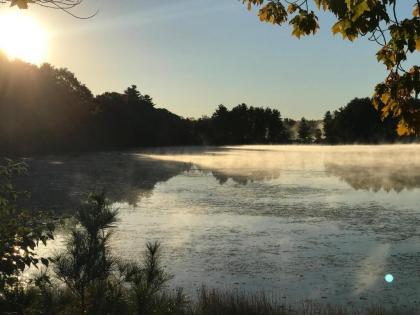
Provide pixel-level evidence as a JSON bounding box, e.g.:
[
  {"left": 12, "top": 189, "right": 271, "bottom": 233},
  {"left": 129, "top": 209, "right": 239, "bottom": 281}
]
[
  {"left": 298, "top": 117, "right": 312, "bottom": 143},
  {"left": 323, "top": 111, "right": 335, "bottom": 144}
]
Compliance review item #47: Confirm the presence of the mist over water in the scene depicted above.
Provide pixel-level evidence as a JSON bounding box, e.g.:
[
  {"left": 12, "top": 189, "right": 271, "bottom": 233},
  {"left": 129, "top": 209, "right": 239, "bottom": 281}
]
[{"left": 25, "top": 145, "right": 420, "bottom": 308}]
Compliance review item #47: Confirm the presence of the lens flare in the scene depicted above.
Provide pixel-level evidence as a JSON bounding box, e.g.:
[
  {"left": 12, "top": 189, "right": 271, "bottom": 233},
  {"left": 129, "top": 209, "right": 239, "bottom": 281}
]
[{"left": 385, "top": 274, "right": 394, "bottom": 283}]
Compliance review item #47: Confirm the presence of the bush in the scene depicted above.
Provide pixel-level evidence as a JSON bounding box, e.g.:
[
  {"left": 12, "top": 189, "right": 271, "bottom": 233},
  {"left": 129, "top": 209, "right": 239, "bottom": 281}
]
[
  {"left": 50, "top": 193, "right": 187, "bottom": 315},
  {"left": 0, "top": 159, "right": 54, "bottom": 306}
]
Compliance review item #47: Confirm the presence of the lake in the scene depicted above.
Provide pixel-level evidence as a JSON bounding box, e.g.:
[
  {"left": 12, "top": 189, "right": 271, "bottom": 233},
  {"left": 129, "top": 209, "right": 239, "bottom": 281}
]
[{"left": 22, "top": 145, "right": 420, "bottom": 309}]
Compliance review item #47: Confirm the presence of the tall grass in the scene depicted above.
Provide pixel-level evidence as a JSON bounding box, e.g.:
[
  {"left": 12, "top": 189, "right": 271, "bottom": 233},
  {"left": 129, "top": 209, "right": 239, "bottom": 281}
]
[{"left": 189, "top": 287, "right": 420, "bottom": 315}]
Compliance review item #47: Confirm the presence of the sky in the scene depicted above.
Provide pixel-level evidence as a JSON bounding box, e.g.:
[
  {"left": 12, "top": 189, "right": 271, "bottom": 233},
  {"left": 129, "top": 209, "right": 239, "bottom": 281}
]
[{"left": 1, "top": 0, "right": 419, "bottom": 119}]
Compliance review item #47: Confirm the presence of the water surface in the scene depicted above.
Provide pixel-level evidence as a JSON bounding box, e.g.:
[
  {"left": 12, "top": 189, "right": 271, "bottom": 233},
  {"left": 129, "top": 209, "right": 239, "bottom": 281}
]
[{"left": 24, "top": 145, "right": 420, "bottom": 308}]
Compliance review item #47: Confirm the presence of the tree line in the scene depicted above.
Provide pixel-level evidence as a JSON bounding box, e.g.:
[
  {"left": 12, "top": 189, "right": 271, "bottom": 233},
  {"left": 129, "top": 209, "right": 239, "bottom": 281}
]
[
  {"left": 322, "top": 97, "right": 419, "bottom": 144},
  {"left": 0, "top": 56, "right": 194, "bottom": 154},
  {"left": 0, "top": 56, "right": 416, "bottom": 155}
]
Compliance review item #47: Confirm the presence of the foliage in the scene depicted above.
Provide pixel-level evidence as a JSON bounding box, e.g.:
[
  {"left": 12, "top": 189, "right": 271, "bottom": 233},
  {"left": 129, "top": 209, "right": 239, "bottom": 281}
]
[
  {"left": 3, "top": 0, "right": 94, "bottom": 19},
  {"left": 51, "top": 193, "right": 186, "bottom": 315},
  {"left": 92, "top": 85, "right": 194, "bottom": 149},
  {"left": 0, "top": 58, "right": 94, "bottom": 153},
  {"left": 323, "top": 97, "right": 399, "bottom": 143},
  {"left": 323, "top": 110, "right": 335, "bottom": 142},
  {"left": 53, "top": 193, "right": 118, "bottom": 313},
  {"left": 297, "top": 117, "right": 312, "bottom": 143},
  {"left": 194, "top": 103, "right": 290, "bottom": 145},
  {"left": 243, "top": 0, "right": 420, "bottom": 135},
  {"left": 0, "top": 56, "right": 414, "bottom": 153},
  {"left": 0, "top": 57, "right": 194, "bottom": 154},
  {"left": 0, "top": 57, "right": 297, "bottom": 153},
  {"left": 5, "top": 0, "right": 419, "bottom": 137},
  {"left": 120, "top": 242, "right": 183, "bottom": 315},
  {"left": 0, "top": 158, "right": 54, "bottom": 294}
]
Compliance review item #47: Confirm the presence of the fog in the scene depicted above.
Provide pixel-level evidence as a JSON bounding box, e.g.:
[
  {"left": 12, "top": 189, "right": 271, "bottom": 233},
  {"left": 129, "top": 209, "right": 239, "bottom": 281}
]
[
  {"left": 21, "top": 145, "right": 420, "bottom": 308},
  {"left": 144, "top": 145, "right": 420, "bottom": 191}
]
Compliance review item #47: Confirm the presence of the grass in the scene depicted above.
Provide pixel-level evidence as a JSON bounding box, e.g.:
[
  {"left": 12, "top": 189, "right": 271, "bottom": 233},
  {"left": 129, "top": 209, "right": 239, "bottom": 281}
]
[
  {"left": 188, "top": 287, "right": 420, "bottom": 315},
  {"left": 2, "top": 285, "right": 419, "bottom": 315}
]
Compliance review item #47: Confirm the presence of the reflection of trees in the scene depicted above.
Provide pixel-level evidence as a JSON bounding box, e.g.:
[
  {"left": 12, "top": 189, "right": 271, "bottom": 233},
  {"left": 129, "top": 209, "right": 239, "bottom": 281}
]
[
  {"left": 146, "top": 147, "right": 285, "bottom": 185},
  {"left": 325, "top": 163, "right": 420, "bottom": 192},
  {"left": 16, "top": 153, "right": 191, "bottom": 213},
  {"left": 199, "top": 168, "right": 281, "bottom": 185},
  {"left": 14, "top": 147, "right": 282, "bottom": 214}
]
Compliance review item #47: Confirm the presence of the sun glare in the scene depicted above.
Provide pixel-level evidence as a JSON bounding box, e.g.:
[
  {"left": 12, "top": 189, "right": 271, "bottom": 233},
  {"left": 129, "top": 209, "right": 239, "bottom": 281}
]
[{"left": 0, "top": 11, "right": 47, "bottom": 65}]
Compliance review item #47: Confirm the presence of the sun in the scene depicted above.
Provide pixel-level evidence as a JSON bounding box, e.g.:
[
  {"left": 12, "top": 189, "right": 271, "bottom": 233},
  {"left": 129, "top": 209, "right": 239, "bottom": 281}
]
[{"left": 0, "top": 11, "right": 48, "bottom": 65}]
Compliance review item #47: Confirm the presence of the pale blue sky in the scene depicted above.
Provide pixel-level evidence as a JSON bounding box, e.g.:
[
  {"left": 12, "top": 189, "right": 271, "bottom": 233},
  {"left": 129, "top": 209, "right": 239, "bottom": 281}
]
[{"left": 4, "top": 0, "right": 420, "bottom": 119}]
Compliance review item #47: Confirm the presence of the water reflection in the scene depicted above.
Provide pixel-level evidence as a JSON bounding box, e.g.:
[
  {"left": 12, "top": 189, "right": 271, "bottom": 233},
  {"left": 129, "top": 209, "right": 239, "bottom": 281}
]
[
  {"left": 197, "top": 168, "right": 281, "bottom": 185},
  {"left": 17, "top": 152, "right": 191, "bottom": 212},
  {"left": 18, "top": 145, "right": 420, "bottom": 308},
  {"left": 16, "top": 145, "right": 420, "bottom": 214},
  {"left": 325, "top": 163, "right": 420, "bottom": 192},
  {"left": 145, "top": 145, "right": 420, "bottom": 192}
]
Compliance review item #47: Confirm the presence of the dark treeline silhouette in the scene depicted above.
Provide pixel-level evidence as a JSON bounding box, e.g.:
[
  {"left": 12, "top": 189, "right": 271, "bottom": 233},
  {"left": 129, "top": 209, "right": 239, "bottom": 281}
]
[
  {"left": 0, "top": 56, "right": 196, "bottom": 154},
  {"left": 91, "top": 85, "right": 194, "bottom": 149},
  {"left": 0, "top": 57, "right": 415, "bottom": 155},
  {"left": 323, "top": 98, "right": 401, "bottom": 144},
  {"left": 193, "top": 104, "right": 289, "bottom": 145},
  {"left": 0, "top": 57, "right": 300, "bottom": 154},
  {"left": 297, "top": 117, "right": 323, "bottom": 144},
  {"left": 0, "top": 57, "right": 296, "bottom": 155},
  {"left": 0, "top": 58, "right": 93, "bottom": 154}
]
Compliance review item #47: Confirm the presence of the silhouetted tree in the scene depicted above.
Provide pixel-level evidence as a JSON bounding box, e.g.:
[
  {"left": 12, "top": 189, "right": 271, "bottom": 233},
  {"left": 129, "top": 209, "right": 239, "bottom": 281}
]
[
  {"left": 53, "top": 193, "right": 118, "bottom": 313},
  {"left": 0, "top": 57, "right": 197, "bottom": 154},
  {"left": 298, "top": 117, "right": 312, "bottom": 143},
  {"left": 0, "top": 57, "right": 408, "bottom": 153},
  {"left": 323, "top": 111, "right": 335, "bottom": 144},
  {"left": 49, "top": 193, "right": 184, "bottom": 315},
  {"left": 125, "top": 85, "right": 141, "bottom": 103},
  {"left": 194, "top": 104, "right": 289, "bottom": 145},
  {"left": 323, "top": 98, "right": 399, "bottom": 144}
]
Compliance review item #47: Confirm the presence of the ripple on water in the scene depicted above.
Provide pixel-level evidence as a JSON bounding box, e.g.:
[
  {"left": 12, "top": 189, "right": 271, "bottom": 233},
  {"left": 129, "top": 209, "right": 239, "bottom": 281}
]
[{"left": 23, "top": 145, "right": 420, "bottom": 308}]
